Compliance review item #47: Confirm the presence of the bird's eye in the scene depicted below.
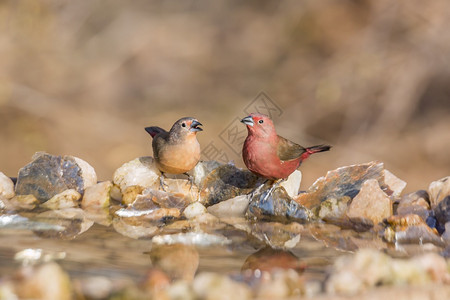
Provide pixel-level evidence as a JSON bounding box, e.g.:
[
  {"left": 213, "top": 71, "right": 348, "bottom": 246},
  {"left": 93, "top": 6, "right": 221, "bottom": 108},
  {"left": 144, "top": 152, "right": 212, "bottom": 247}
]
[
  {"left": 181, "top": 123, "right": 186, "bottom": 127},
  {"left": 258, "top": 119, "right": 264, "bottom": 124}
]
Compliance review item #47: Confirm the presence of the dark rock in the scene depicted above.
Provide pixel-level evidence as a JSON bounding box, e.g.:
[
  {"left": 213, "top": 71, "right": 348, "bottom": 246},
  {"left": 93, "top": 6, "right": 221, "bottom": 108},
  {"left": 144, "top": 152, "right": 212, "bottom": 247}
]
[
  {"left": 15, "top": 153, "right": 95, "bottom": 203},
  {"left": 396, "top": 190, "right": 430, "bottom": 221},
  {"left": 294, "top": 161, "right": 387, "bottom": 209},
  {"left": 246, "top": 187, "right": 312, "bottom": 224},
  {"left": 428, "top": 176, "right": 450, "bottom": 208},
  {"left": 434, "top": 195, "right": 450, "bottom": 229},
  {"left": 199, "top": 164, "right": 260, "bottom": 206}
]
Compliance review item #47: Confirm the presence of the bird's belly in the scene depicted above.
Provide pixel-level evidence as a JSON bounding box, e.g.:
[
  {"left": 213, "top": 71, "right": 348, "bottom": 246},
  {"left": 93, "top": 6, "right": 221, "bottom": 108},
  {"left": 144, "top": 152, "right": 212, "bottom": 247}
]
[{"left": 157, "top": 142, "right": 200, "bottom": 174}]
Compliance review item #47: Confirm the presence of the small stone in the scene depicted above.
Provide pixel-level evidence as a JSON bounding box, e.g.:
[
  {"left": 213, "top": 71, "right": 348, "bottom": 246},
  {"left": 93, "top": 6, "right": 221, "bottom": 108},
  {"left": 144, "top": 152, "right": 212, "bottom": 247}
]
[
  {"left": 15, "top": 153, "right": 96, "bottom": 203},
  {"left": 397, "top": 190, "right": 430, "bottom": 221},
  {"left": 0, "top": 172, "right": 15, "bottom": 200},
  {"left": 346, "top": 179, "right": 392, "bottom": 226},
  {"left": 152, "top": 232, "right": 231, "bottom": 247},
  {"left": 199, "top": 164, "right": 260, "bottom": 206},
  {"left": 279, "top": 170, "right": 302, "bottom": 198},
  {"left": 81, "top": 181, "right": 112, "bottom": 226},
  {"left": 315, "top": 196, "right": 351, "bottom": 222},
  {"left": 138, "top": 188, "right": 191, "bottom": 210},
  {"left": 149, "top": 244, "right": 199, "bottom": 281},
  {"left": 183, "top": 202, "right": 207, "bottom": 219},
  {"left": 384, "top": 169, "right": 407, "bottom": 198},
  {"left": 295, "top": 161, "right": 386, "bottom": 209},
  {"left": 121, "top": 185, "right": 144, "bottom": 205},
  {"left": 110, "top": 184, "right": 122, "bottom": 201},
  {"left": 192, "top": 273, "right": 252, "bottom": 300},
  {"left": 15, "top": 262, "right": 72, "bottom": 300},
  {"left": 71, "top": 156, "right": 97, "bottom": 190},
  {"left": 32, "top": 208, "right": 94, "bottom": 239},
  {"left": 112, "top": 217, "right": 160, "bottom": 239},
  {"left": 428, "top": 176, "right": 450, "bottom": 208},
  {"left": 78, "top": 276, "right": 113, "bottom": 300},
  {"left": 4, "top": 194, "right": 40, "bottom": 211},
  {"left": 247, "top": 187, "right": 312, "bottom": 224},
  {"left": 246, "top": 222, "right": 303, "bottom": 249},
  {"left": 187, "top": 160, "right": 221, "bottom": 187},
  {"left": 157, "top": 178, "right": 199, "bottom": 202},
  {"left": 434, "top": 195, "right": 450, "bottom": 229},
  {"left": 40, "top": 189, "right": 81, "bottom": 210},
  {"left": 113, "top": 156, "right": 160, "bottom": 194},
  {"left": 207, "top": 195, "right": 250, "bottom": 218}
]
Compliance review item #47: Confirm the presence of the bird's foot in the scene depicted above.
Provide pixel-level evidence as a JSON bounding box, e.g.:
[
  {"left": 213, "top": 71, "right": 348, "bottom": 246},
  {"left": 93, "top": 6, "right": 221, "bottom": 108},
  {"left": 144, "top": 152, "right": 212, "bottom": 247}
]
[
  {"left": 183, "top": 172, "right": 195, "bottom": 190},
  {"left": 159, "top": 174, "right": 169, "bottom": 192}
]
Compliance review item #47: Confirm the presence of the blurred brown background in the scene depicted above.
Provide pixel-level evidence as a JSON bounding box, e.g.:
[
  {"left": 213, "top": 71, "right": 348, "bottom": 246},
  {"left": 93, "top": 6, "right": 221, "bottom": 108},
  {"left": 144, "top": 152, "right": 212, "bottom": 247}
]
[{"left": 0, "top": 0, "right": 449, "bottom": 192}]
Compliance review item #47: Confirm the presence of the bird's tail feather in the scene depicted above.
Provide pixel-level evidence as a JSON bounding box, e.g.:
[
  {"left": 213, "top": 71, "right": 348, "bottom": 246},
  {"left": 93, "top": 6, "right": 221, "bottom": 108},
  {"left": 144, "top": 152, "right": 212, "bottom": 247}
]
[{"left": 145, "top": 126, "right": 167, "bottom": 138}]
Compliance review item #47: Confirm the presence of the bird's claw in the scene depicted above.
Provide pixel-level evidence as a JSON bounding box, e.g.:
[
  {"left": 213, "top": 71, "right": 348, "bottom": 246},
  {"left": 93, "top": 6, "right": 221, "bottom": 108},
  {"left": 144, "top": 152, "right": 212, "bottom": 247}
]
[
  {"left": 159, "top": 174, "right": 169, "bottom": 192},
  {"left": 184, "top": 172, "right": 195, "bottom": 191}
]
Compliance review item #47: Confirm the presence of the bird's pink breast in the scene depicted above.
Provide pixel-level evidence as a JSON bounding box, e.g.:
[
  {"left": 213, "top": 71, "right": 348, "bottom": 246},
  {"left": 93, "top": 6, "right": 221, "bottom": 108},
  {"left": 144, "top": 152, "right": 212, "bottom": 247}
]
[{"left": 243, "top": 136, "right": 300, "bottom": 180}]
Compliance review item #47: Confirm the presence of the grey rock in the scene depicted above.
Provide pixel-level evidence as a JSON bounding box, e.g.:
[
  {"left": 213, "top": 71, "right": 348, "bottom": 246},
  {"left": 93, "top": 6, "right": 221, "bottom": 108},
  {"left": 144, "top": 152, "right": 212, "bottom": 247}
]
[
  {"left": 434, "top": 195, "right": 450, "bottom": 228},
  {"left": 397, "top": 190, "right": 430, "bottom": 221},
  {"left": 15, "top": 153, "right": 96, "bottom": 203},
  {"left": 247, "top": 187, "right": 313, "bottom": 224}
]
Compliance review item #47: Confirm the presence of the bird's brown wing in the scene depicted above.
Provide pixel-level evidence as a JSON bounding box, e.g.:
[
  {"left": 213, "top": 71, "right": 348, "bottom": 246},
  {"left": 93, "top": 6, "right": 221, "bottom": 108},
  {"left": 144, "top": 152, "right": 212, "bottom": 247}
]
[{"left": 276, "top": 135, "right": 306, "bottom": 161}]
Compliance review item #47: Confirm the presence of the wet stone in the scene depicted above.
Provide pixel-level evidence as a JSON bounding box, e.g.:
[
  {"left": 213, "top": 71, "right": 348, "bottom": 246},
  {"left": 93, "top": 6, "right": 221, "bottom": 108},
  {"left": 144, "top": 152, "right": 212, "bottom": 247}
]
[
  {"left": 192, "top": 272, "right": 252, "bottom": 300},
  {"left": 4, "top": 194, "right": 40, "bottom": 211},
  {"left": 247, "top": 187, "right": 312, "bottom": 224},
  {"left": 183, "top": 202, "right": 207, "bottom": 219},
  {"left": 153, "top": 178, "right": 199, "bottom": 203},
  {"left": 149, "top": 244, "right": 199, "bottom": 281},
  {"left": 112, "top": 217, "right": 160, "bottom": 239},
  {"left": 207, "top": 195, "right": 250, "bottom": 218},
  {"left": 434, "top": 195, "right": 450, "bottom": 229},
  {"left": 314, "top": 196, "right": 351, "bottom": 224},
  {"left": 32, "top": 208, "right": 94, "bottom": 239},
  {"left": 295, "top": 161, "right": 387, "bottom": 209},
  {"left": 396, "top": 190, "right": 430, "bottom": 221},
  {"left": 384, "top": 214, "right": 444, "bottom": 247},
  {"left": 442, "top": 222, "right": 450, "bottom": 243},
  {"left": 187, "top": 160, "right": 221, "bottom": 187},
  {"left": 113, "top": 156, "right": 160, "bottom": 195},
  {"left": 279, "top": 170, "right": 302, "bottom": 198},
  {"left": 199, "top": 164, "right": 260, "bottom": 206},
  {"left": 81, "top": 181, "right": 112, "bottom": 226},
  {"left": 121, "top": 185, "right": 144, "bottom": 206},
  {"left": 346, "top": 179, "right": 392, "bottom": 226},
  {"left": 428, "top": 176, "right": 450, "bottom": 208},
  {"left": 247, "top": 222, "right": 303, "bottom": 249},
  {"left": 138, "top": 188, "right": 192, "bottom": 210},
  {"left": 0, "top": 172, "right": 15, "bottom": 200},
  {"left": 40, "top": 189, "right": 81, "bottom": 210},
  {"left": 15, "top": 153, "right": 96, "bottom": 203}
]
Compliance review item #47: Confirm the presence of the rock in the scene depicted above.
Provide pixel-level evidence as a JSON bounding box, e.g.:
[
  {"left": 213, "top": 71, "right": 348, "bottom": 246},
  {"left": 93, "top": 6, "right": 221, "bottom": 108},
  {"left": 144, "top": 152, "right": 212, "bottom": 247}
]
[
  {"left": 15, "top": 262, "right": 72, "bottom": 300},
  {"left": 81, "top": 181, "right": 112, "bottom": 226},
  {"left": 0, "top": 214, "right": 65, "bottom": 231},
  {"left": 279, "top": 170, "right": 302, "bottom": 198},
  {"left": 138, "top": 188, "right": 192, "bottom": 210},
  {"left": 246, "top": 222, "right": 303, "bottom": 249},
  {"left": 78, "top": 276, "right": 113, "bottom": 300},
  {"left": 183, "top": 202, "right": 207, "bottom": 219},
  {"left": 112, "top": 217, "right": 160, "bottom": 239},
  {"left": 121, "top": 185, "right": 144, "bottom": 205},
  {"left": 32, "top": 208, "right": 94, "bottom": 239},
  {"left": 207, "top": 195, "right": 250, "bottom": 218},
  {"left": 397, "top": 190, "right": 430, "bottom": 221},
  {"left": 199, "top": 164, "right": 260, "bottom": 206},
  {"left": 247, "top": 187, "right": 312, "bottom": 224},
  {"left": 149, "top": 244, "right": 199, "bottom": 281},
  {"left": 443, "top": 222, "right": 450, "bottom": 243},
  {"left": 314, "top": 196, "right": 351, "bottom": 223},
  {"left": 384, "top": 214, "right": 444, "bottom": 247},
  {"left": 155, "top": 178, "right": 199, "bottom": 202},
  {"left": 113, "top": 156, "right": 160, "bottom": 194},
  {"left": 192, "top": 273, "right": 252, "bottom": 300},
  {"left": 0, "top": 172, "right": 15, "bottom": 200},
  {"left": 384, "top": 169, "right": 407, "bottom": 198},
  {"left": 40, "top": 189, "right": 81, "bottom": 210},
  {"left": 428, "top": 176, "right": 450, "bottom": 208},
  {"left": 434, "top": 195, "right": 450, "bottom": 229},
  {"left": 15, "top": 153, "right": 97, "bottom": 203},
  {"left": 346, "top": 179, "right": 392, "bottom": 226},
  {"left": 241, "top": 247, "right": 304, "bottom": 273},
  {"left": 187, "top": 160, "right": 221, "bottom": 186},
  {"left": 71, "top": 156, "right": 97, "bottom": 190},
  {"left": 4, "top": 194, "right": 40, "bottom": 211},
  {"left": 152, "top": 232, "right": 231, "bottom": 247},
  {"left": 295, "top": 161, "right": 386, "bottom": 209}
]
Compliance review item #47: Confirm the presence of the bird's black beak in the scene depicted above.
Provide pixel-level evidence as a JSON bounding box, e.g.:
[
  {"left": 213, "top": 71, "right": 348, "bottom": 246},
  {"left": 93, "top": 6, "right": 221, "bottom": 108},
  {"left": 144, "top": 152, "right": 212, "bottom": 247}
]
[
  {"left": 190, "top": 120, "right": 203, "bottom": 132},
  {"left": 240, "top": 116, "right": 254, "bottom": 127}
]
